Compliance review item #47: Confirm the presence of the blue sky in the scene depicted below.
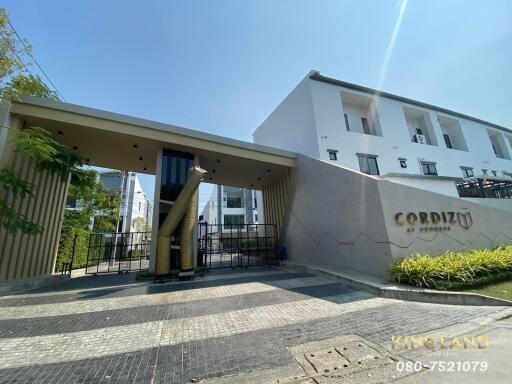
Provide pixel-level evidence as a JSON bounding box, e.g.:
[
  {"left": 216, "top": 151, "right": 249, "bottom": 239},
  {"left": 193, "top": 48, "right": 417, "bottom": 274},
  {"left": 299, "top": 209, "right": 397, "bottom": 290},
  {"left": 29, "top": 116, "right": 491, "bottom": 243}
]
[{"left": 3, "top": 0, "right": 511, "bottom": 210}]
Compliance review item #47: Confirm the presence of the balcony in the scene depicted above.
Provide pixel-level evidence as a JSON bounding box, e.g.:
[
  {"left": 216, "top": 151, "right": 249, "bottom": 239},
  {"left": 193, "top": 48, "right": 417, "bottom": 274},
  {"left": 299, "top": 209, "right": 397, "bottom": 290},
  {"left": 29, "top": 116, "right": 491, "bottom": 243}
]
[
  {"left": 403, "top": 106, "right": 437, "bottom": 146},
  {"left": 341, "top": 92, "right": 382, "bottom": 136}
]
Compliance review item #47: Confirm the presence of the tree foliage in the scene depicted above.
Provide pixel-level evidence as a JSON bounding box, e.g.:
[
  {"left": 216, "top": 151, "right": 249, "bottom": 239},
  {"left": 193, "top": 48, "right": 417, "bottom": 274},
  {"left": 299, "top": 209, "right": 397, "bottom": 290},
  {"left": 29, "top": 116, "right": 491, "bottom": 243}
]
[{"left": 0, "top": 7, "right": 84, "bottom": 235}]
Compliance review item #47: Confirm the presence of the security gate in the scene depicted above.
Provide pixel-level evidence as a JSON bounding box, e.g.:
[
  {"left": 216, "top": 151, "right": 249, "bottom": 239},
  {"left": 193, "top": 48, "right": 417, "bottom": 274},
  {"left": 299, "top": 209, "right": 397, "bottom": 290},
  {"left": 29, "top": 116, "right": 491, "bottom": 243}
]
[
  {"left": 197, "top": 223, "right": 278, "bottom": 269},
  {"left": 85, "top": 231, "right": 151, "bottom": 274}
]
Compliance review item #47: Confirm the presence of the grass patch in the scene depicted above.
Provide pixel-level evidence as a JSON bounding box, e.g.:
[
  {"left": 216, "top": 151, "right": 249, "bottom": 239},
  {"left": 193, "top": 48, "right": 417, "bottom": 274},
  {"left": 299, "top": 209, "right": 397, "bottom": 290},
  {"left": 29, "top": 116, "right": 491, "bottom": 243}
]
[
  {"left": 467, "top": 279, "right": 512, "bottom": 302},
  {"left": 389, "top": 245, "right": 512, "bottom": 290}
]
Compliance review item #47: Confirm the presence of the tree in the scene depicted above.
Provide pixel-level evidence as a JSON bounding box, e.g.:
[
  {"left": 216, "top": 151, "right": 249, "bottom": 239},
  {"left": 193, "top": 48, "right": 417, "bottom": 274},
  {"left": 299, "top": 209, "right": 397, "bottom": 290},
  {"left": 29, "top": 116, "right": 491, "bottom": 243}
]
[{"left": 0, "top": 7, "right": 80, "bottom": 235}]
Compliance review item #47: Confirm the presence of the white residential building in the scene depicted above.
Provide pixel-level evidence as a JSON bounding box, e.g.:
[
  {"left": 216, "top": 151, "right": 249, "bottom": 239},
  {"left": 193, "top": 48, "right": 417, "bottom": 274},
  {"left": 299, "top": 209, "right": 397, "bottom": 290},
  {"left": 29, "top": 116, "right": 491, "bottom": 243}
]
[
  {"left": 99, "top": 171, "right": 153, "bottom": 233},
  {"left": 254, "top": 71, "right": 512, "bottom": 202},
  {"left": 201, "top": 185, "right": 263, "bottom": 229}
]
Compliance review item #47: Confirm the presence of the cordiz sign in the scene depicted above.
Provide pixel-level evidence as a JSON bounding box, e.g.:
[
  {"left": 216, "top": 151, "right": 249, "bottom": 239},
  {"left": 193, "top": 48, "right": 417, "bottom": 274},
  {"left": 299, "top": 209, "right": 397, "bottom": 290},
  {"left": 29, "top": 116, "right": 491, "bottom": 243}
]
[{"left": 394, "top": 211, "right": 473, "bottom": 232}]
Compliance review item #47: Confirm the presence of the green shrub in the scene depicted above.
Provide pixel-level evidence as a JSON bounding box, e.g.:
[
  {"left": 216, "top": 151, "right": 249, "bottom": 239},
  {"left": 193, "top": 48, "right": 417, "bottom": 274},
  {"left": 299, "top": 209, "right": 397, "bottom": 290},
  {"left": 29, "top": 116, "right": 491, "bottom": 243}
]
[
  {"left": 56, "top": 226, "right": 91, "bottom": 270},
  {"left": 389, "top": 245, "right": 512, "bottom": 290}
]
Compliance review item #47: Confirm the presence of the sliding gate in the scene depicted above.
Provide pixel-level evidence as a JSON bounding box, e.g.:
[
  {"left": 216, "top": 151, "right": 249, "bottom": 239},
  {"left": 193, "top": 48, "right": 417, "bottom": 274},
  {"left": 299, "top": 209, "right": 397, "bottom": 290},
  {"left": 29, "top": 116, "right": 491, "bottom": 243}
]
[
  {"left": 85, "top": 231, "right": 151, "bottom": 274},
  {"left": 198, "top": 223, "right": 278, "bottom": 269}
]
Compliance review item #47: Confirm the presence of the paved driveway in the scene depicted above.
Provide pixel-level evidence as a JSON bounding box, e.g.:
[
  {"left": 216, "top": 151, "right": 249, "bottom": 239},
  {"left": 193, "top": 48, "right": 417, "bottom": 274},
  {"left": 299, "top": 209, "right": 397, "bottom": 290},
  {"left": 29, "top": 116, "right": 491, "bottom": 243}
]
[{"left": 0, "top": 267, "right": 506, "bottom": 383}]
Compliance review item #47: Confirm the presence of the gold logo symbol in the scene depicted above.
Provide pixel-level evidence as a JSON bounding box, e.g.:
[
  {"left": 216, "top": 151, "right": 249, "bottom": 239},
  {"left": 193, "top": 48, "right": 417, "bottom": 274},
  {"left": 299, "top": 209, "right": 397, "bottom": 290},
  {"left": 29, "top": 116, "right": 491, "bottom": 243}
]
[{"left": 457, "top": 212, "right": 473, "bottom": 230}]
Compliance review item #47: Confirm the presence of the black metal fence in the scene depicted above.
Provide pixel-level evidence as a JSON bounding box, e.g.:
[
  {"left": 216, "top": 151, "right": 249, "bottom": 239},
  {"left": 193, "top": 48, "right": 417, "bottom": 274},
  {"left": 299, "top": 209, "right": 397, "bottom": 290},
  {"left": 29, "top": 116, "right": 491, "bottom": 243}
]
[
  {"left": 85, "top": 231, "right": 151, "bottom": 274},
  {"left": 197, "top": 223, "right": 278, "bottom": 269}
]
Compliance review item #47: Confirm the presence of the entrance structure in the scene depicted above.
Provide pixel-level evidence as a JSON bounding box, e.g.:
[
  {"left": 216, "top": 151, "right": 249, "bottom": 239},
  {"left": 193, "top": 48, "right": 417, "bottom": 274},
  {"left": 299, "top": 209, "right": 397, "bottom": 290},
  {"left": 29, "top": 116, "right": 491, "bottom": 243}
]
[
  {"left": 3, "top": 94, "right": 512, "bottom": 285},
  {"left": 0, "top": 97, "right": 295, "bottom": 283}
]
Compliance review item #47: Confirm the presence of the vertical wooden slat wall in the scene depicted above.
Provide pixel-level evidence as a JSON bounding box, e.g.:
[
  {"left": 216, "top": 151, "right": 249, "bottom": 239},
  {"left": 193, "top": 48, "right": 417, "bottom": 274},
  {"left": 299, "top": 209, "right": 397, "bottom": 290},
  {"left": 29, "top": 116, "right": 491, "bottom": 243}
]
[
  {"left": 0, "top": 156, "right": 69, "bottom": 282},
  {"left": 262, "top": 169, "right": 294, "bottom": 244}
]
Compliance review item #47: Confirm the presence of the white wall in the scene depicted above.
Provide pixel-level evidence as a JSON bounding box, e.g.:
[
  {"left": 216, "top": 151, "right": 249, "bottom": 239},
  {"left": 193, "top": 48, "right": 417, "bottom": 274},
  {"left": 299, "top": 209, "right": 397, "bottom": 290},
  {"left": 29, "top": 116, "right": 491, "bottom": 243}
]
[
  {"left": 307, "top": 79, "right": 512, "bottom": 188},
  {"left": 253, "top": 75, "right": 320, "bottom": 158}
]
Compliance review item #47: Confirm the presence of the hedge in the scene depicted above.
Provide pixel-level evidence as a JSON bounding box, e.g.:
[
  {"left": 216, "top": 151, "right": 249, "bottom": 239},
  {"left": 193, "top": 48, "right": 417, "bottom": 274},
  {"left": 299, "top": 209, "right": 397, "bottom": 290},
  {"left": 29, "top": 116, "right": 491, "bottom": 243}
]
[
  {"left": 389, "top": 245, "right": 512, "bottom": 290},
  {"left": 56, "top": 226, "right": 91, "bottom": 271}
]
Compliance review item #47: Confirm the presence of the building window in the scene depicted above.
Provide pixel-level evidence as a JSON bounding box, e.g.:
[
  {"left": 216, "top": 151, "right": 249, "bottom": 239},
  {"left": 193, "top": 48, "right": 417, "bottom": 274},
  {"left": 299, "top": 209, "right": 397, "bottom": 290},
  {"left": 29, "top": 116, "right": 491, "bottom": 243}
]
[
  {"left": 421, "top": 162, "right": 438, "bottom": 176},
  {"left": 254, "top": 197, "right": 257, "bottom": 208},
  {"left": 504, "top": 172, "right": 512, "bottom": 178},
  {"left": 443, "top": 133, "right": 453, "bottom": 149},
  {"left": 482, "top": 169, "right": 488, "bottom": 176},
  {"left": 224, "top": 214, "right": 244, "bottom": 228},
  {"left": 357, "top": 154, "right": 379, "bottom": 175},
  {"left": 226, "top": 197, "right": 242, "bottom": 208},
  {"left": 461, "top": 167, "right": 474, "bottom": 178},
  {"left": 138, "top": 202, "right": 141, "bottom": 211},
  {"left": 255, "top": 214, "right": 258, "bottom": 222},
  {"left": 399, "top": 158, "right": 407, "bottom": 168},
  {"left": 361, "top": 117, "right": 370, "bottom": 135},
  {"left": 344, "top": 113, "right": 350, "bottom": 131},
  {"left": 492, "top": 170, "right": 498, "bottom": 176},
  {"left": 327, "top": 149, "right": 338, "bottom": 161}
]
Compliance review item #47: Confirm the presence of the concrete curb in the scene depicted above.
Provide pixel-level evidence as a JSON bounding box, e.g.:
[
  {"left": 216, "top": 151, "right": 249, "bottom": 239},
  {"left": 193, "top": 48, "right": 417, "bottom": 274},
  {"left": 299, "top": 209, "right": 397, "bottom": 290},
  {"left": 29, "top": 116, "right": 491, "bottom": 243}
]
[
  {"left": 286, "top": 263, "right": 512, "bottom": 307},
  {"left": 0, "top": 274, "right": 67, "bottom": 296}
]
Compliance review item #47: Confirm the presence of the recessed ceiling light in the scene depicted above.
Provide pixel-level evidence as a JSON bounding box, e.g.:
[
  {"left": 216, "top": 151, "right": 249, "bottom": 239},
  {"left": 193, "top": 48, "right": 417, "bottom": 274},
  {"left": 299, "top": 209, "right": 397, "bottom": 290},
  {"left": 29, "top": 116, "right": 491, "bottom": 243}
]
[
  {"left": 250, "top": 184, "right": 254, "bottom": 187},
  {"left": 85, "top": 158, "right": 90, "bottom": 163},
  {"left": 266, "top": 169, "right": 271, "bottom": 173},
  {"left": 257, "top": 177, "right": 261, "bottom": 181},
  {"left": 73, "top": 146, "right": 78, "bottom": 150},
  {"left": 212, "top": 169, "right": 216, "bottom": 173},
  {"left": 216, "top": 159, "right": 220, "bottom": 163},
  {"left": 57, "top": 130, "right": 63, "bottom": 135},
  {"left": 139, "top": 157, "right": 143, "bottom": 161},
  {"left": 133, "top": 144, "right": 138, "bottom": 149},
  {"left": 143, "top": 167, "right": 147, "bottom": 171}
]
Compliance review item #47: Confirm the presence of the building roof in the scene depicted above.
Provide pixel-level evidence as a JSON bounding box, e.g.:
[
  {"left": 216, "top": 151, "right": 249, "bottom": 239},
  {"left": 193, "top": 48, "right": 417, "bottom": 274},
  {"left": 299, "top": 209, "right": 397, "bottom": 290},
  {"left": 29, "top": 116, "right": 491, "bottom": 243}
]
[{"left": 309, "top": 71, "right": 512, "bottom": 134}]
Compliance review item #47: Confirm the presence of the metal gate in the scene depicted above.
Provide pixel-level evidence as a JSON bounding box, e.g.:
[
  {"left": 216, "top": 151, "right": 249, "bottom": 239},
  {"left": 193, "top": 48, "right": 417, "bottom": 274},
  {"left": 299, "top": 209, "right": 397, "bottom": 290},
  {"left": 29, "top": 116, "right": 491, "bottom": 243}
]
[
  {"left": 197, "top": 223, "right": 278, "bottom": 269},
  {"left": 85, "top": 231, "right": 151, "bottom": 274}
]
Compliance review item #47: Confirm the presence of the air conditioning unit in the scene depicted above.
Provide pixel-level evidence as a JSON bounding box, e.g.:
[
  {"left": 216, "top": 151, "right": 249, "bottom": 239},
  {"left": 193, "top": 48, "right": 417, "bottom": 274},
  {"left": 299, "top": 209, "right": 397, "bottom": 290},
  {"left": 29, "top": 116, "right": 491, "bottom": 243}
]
[{"left": 414, "top": 134, "right": 426, "bottom": 144}]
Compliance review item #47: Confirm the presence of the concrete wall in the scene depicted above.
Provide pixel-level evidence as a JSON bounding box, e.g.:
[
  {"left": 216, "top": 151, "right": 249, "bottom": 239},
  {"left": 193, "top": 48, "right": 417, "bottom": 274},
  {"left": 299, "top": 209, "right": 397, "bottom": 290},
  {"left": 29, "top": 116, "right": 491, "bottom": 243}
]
[
  {"left": 282, "top": 155, "right": 393, "bottom": 276},
  {"left": 283, "top": 155, "right": 512, "bottom": 278}
]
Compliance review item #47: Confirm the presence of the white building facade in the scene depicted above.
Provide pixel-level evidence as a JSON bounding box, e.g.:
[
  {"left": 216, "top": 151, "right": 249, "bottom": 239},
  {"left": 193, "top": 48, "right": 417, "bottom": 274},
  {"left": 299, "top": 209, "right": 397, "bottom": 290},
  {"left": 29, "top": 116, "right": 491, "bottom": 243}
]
[
  {"left": 201, "top": 185, "right": 263, "bottom": 229},
  {"left": 254, "top": 71, "right": 512, "bottom": 200},
  {"left": 99, "top": 171, "right": 153, "bottom": 233}
]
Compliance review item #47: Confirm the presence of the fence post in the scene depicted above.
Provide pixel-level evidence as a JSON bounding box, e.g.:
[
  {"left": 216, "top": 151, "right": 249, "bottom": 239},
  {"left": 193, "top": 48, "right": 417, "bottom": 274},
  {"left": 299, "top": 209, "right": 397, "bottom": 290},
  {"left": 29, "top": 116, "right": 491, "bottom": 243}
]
[{"left": 69, "top": 232, "right": 77, "bottom": 277}]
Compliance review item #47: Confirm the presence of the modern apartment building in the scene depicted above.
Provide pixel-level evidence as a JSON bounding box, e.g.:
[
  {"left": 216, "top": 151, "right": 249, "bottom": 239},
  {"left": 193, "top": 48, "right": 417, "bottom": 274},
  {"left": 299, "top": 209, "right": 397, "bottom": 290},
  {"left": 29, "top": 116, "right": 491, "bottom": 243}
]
[
  {"left": 254, "top": 71, "right": 512, "bottom": 203},
  {"left": 201, "top": 185, "right": 263, "bottom": 228},
  {"left": 99, "top": 171, "right": 153, "bottom": 233}
]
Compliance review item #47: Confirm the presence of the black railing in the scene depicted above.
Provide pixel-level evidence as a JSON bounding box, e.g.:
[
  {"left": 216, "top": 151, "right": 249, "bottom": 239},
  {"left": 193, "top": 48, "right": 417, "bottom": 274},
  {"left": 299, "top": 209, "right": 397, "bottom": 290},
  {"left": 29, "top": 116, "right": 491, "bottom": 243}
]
[
  {"left": 198, "top": 223, "right": 278, "bottom": 269},
  {"left": 85, "top": 231, "right": 151, "bottom": 274}
]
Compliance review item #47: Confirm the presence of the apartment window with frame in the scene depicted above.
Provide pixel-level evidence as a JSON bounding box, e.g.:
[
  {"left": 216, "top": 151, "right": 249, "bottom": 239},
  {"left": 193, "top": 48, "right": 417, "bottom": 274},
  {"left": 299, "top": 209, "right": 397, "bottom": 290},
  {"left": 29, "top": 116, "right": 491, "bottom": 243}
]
[
  {"left": 361, "top": 117, "right": 371, "bottom": 135},
  {"left": 344, "top": 113, "right": 350, "bottom": 131},
  {"left": 443, "top": 133, "right": 453, "bottom": 149},
  {"left": 224, "top": 214, "right": 244, "bottom": 228},
  {"left": 357, "top": 154, "right": 379, "bottom": 175},
  {"left": 327, "top": 149, "right": 338, "bottom": 161},
  {"left": 461, "top": 167, "right": 474, "bottom": 178},
  {"left": 226, "top": 197, "right": 242, "bottom": 208},
  {"left": 421, "top": 161, "right": 438, "bottom": 176}
]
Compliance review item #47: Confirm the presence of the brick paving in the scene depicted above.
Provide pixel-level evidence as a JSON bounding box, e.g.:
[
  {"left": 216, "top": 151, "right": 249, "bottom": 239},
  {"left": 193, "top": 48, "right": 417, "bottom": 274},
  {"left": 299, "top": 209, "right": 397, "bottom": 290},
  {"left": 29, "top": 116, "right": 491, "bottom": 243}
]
[{"left": 0, "top": 267, "right": 506, "bottom": 383}]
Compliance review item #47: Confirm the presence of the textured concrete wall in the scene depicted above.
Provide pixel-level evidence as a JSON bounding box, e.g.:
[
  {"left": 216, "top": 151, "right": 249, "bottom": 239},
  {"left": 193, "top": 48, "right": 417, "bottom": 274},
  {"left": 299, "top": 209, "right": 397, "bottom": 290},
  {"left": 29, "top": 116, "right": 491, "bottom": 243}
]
[
  {"left": 379, "top": 181, "right": 512, "bottom": 259},
  {"left": 282, "top": 155, "right": 393, "bottom": 276},
  {"left": 283, "top": 155, "right": 512, "bottom": 277}
]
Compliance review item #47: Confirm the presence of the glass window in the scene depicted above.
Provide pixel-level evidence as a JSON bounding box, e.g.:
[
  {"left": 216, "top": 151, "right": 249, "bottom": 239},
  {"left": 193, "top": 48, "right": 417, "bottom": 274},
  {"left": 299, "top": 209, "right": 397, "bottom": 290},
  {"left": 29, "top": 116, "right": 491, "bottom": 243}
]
[
  {"left": 344, "top": 113, "right": 350, "bottom": 131},
  {"left": 361, "top": 117, "right": 370, "bottom": 135},
  {"left": 358, "top": 155, "right": 379, "bottom": 175},
  {"left": 328, "top": 150, "right": 337, "bottom": 161},
  {"left": 461, "top": 167, "right": 474, "bottom": 178},
  {"left": 224, "top": 214, "right": 244, "bottom": 227},
  {"left": 443, "top": 134, "right": 453, "bottom": 149},
  {"left": 226, "top": 197, "right": 242, "bottom": 208},
  {"left": 421, "top": 162, "right": 438, "bottom": 176}
]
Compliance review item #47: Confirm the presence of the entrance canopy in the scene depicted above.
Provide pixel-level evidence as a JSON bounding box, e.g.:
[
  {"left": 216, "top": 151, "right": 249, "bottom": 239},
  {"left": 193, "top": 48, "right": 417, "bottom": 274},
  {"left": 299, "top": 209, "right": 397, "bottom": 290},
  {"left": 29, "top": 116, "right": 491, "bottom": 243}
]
[{"left": 10, "top": 96, "right": 296, "bottom": 189}]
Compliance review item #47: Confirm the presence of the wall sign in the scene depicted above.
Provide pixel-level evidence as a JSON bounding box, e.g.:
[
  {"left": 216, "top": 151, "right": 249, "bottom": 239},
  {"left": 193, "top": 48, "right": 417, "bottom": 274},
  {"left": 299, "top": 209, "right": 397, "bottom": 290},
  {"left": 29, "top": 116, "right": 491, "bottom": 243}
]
[{"left": 394, "top": 211, "right": 473, "bottom": 233}]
